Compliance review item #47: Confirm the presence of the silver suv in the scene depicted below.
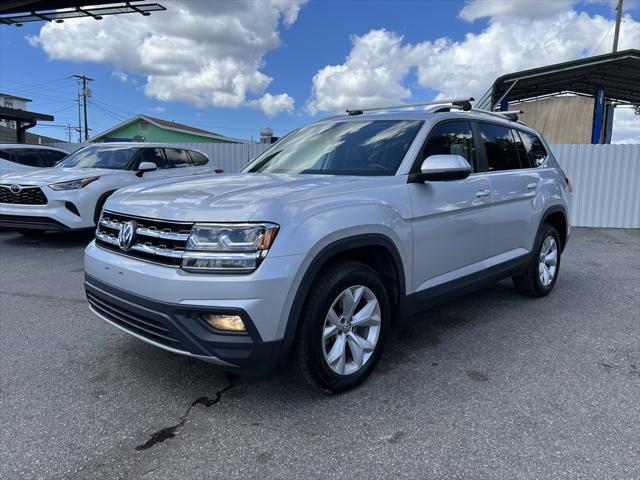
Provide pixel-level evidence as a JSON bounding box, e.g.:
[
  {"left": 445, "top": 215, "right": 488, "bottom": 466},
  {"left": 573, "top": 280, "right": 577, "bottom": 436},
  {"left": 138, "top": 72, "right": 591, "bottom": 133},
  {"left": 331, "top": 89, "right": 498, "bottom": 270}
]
[{"left": 84, "top": 99, "right": 572, "bottom": 393}]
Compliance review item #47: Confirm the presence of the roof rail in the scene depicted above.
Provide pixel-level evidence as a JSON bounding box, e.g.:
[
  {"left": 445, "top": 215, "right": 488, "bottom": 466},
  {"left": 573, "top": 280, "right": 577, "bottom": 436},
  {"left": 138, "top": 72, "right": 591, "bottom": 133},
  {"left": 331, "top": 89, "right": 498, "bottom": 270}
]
[
  {"left": 471, "top": 109, "right": 523, "bottom": 122},
  {"left": 445, "top": 104, "right": 525, "bottom": 123},
  {"left": 346, "top": 97, "right": 474, "bottom": 116}
]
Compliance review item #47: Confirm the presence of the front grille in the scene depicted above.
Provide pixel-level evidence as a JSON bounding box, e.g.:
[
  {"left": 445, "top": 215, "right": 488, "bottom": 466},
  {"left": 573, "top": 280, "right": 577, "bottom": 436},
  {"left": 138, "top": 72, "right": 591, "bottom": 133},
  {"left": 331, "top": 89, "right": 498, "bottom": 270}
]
[
  {"left": 0, "top": 185, "right": 47, "bottom": 205},
  {"left": 86, "top": 291, "right": 180, "bottom": 347},
  {"left": 95, "top": 211, "right": 193, "bottom": 266}
]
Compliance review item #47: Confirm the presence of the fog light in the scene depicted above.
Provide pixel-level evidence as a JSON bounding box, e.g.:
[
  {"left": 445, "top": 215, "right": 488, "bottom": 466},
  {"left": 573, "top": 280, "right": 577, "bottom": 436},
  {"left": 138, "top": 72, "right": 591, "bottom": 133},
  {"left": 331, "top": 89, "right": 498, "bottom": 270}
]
[{"left": 203, "top": 314, "right": 246, "bottom": 332}]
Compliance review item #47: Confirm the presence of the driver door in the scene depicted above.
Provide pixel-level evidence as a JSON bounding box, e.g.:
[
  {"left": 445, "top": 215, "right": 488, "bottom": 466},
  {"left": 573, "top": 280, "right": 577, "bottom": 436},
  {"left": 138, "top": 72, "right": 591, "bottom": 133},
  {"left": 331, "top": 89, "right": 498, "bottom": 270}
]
[{"left": 408, "top": 120, "right": 493, "bottom": 294}]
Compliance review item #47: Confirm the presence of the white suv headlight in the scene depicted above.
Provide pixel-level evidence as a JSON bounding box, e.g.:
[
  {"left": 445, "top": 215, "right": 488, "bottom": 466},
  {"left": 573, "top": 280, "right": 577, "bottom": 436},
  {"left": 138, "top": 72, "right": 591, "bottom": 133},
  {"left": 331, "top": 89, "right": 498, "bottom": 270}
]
[
  {"left": 49, "top": 176, "right": 99, "bottom": 191},
  {"left": 182, "top": 223, "right": 279, "bottom": 273}
]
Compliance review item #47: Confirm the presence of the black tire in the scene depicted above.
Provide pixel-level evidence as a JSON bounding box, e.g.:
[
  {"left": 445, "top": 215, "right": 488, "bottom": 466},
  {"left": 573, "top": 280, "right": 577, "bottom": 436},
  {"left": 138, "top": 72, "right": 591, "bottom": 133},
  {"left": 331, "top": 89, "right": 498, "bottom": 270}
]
[
  {"left": 293, "top": 260, "right": 390, "bottom": 394},
  {"left": 16, "top": 229, "right": 46, "bottom": 238},
  {"left": 513, "top": 223, "right": 561, "bottom": 297},
  {"left": 93, "top": 191, "right": 116, "bottom": 226}
]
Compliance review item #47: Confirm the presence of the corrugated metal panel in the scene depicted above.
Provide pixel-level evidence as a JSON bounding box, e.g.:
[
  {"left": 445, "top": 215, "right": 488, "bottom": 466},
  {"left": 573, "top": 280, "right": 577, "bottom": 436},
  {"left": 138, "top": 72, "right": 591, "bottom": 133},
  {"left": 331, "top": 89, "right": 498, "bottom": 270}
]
[
  {"left": 46, "top": 142, "right": 271, "bottom": 171},
  {"left": 550, "top": 144, "right": 640, "bottom": 228},
  {"left": 46, "top": 141, "right": 639, "bottom": 229}
]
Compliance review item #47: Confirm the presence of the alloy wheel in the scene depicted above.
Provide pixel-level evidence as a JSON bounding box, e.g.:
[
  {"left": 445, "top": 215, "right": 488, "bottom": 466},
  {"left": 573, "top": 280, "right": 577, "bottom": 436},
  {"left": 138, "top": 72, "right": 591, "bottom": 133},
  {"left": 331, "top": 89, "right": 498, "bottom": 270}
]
[
  {"left": 322, "top": 285, "right": 381, "bottom": 375},
  {"left": 538, "top": 235, "right": 558, "bottom": 287}
]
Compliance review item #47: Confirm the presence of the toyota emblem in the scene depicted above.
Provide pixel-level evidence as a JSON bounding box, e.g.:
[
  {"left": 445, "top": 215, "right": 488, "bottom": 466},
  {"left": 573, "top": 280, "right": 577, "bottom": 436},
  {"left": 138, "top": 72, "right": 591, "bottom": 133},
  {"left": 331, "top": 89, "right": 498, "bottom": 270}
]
[
  {"left": 118, "top": 220, "right": 137, "bottom": 251},
  {"left": 10, "top": 184, "right": 22, "bottom": 194}
]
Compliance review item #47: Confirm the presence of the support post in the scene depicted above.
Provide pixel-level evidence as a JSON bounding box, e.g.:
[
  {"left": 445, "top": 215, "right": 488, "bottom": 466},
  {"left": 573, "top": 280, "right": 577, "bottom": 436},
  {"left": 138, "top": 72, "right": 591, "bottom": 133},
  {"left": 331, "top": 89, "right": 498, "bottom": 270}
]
[
  {"left": 500, "top": 96, "right": 509, "bottom": 112},
  {"left": 16, "top": 120, "right": 36, "bottom": 143},
  {"left": 591, "top": 88, "right": 606, "bottom": 144}
]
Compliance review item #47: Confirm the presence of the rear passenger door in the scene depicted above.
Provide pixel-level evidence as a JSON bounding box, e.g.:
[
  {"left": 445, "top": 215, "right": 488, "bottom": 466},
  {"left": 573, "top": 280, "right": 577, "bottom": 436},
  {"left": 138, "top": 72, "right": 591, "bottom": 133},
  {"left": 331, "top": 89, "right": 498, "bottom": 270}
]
[
  {"left": 163, "top": 148, "right": 196, "bottom": 178},
  {"left": 476, "top": 122, "right": 542, "bottom": 262},
  {"left": 133, "top": 148, "right": 174, "bottom": 181},
  {"left": 409, "top": 120, "right": 493, "bottom": 293}
]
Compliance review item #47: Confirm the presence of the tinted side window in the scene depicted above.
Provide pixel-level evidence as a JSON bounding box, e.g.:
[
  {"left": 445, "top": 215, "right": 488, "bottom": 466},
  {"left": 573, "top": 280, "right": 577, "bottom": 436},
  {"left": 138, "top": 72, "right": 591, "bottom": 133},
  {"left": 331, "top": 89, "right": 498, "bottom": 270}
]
[
  {"left": 0, "top": 149, "right": 11, "bottom": 160},
  {"left": 9, "top": 149, "right": 50, "bottom": 167},
  {"left": 42, "top": 150, "right": 67, "bottom": 166},
  {"left": 188, "top": 151, "right": 209, "bottom": 166},
  {"left": 512, "top": 130, "right": 529, "bottom": 168},
  {"left": 478, "top": 123, "right": 521, "bottom": 171},
  {"left": 136, "top": 148, "right": 166, "bottom": 169},
  {"left": 164, "top": 149, "right": 190, "bottom": 168},
  {"left": 422, "top": 121, "right": 477, "bottom": 172},
  {"left": 519, "top": 131, "right": 548, "bottom": 167}
]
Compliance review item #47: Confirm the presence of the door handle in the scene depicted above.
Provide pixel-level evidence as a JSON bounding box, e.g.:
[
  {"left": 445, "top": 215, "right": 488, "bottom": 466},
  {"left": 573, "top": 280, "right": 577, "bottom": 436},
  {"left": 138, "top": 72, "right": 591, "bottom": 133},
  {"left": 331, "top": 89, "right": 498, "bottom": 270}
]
[
  {"left": 475, "top": 189, "right": 490, "bottom": 198},
  {"left": 527, "top": 183, "right": 538, "bottom": 191}
]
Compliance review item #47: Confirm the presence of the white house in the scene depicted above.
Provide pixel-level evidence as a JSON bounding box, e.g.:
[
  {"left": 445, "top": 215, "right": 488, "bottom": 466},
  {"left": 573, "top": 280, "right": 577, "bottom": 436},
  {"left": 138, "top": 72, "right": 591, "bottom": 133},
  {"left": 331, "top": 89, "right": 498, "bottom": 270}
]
[{"left": 0, "top": 93, "right": 32, "bottom": 129}]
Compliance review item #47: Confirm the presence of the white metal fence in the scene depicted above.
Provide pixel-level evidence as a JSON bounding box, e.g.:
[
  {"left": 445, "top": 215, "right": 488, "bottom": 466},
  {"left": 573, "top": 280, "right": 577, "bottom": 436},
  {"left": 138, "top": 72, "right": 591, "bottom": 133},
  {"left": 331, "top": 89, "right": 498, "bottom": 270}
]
[
  {"left": 550, "top": 144, "right": 639, "bottom": 228},
  {"left": 47, "top": 141, "right": 639, "bottom": 229}
]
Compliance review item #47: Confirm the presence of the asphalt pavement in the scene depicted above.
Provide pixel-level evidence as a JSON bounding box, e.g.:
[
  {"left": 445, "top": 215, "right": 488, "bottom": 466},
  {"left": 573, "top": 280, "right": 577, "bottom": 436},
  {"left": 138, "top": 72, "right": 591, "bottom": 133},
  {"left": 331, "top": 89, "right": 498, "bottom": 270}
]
[{"left": 0, "top": 228, "right": 638, "bottom": 479}]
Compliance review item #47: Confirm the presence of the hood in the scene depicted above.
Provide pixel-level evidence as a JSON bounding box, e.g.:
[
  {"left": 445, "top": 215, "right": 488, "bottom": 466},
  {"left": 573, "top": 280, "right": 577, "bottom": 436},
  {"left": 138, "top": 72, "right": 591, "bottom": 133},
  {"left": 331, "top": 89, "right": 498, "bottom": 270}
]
[
  {"left": 107, "top": 173, "right": 373, "bottom": 222},
  {"left": 0, "top": 167, "right": 117, "bottom": 185}
]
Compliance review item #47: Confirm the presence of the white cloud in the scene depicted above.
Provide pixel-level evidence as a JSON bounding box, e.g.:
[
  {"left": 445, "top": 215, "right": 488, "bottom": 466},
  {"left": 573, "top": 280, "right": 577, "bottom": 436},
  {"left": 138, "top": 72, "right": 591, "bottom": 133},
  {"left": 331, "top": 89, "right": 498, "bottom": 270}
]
[
  {"left": 306, "top": 9, "right": 640, "bottom": 143},
  {"left": 28, "top": 0, "right": 305, "bottom": 117},
  {"left": 111, "top": 71, "right": 128, "bottom": 83},
  {"left": 147, "top": 106, "right": 167, "bottom": 114},
  {"left": 459, "top": 0, "right": 574, "bottom": 22},
  {"left": 459, "top": 0, "right": 639, "bottom": 22},
  {"left": 611, "top": 107, "right": 640, "bottom": 144},
  {"left": 307, "top": 29, "right": 430, "bottom": 114},
  {"left": 248, "top": 93, "right": 295, "bottom": 117}
]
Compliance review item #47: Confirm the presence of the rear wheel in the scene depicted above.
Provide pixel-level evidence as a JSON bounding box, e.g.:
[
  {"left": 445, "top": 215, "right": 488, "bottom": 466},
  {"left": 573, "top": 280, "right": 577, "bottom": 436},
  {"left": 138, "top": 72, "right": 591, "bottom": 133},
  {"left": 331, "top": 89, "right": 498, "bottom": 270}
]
[
  {"left": 293, "top": 260, "right": 390, "bottom": 393},
  {"left": 513, "top": 223, "right": 561, "bottom": 297}
]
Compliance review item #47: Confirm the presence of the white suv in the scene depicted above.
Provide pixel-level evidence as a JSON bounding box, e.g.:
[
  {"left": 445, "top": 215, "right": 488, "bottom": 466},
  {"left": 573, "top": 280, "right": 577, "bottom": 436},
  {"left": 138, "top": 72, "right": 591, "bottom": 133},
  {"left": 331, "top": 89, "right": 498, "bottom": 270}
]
[
  {"left": 0, "top": 143, "right": 216, "bottom": 234},
  {"left": 84, "top": 101, "right": 572, "bottom": 392},
  {"left": 0, "top": 143, "right": 68, "bottom": 175}
]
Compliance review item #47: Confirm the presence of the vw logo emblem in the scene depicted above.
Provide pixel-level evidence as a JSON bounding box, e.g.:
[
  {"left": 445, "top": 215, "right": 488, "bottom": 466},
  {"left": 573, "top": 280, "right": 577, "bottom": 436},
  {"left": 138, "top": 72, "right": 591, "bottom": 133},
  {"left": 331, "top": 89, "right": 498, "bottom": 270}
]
[
  {"left": 10, "top": 184, "right": 22, "bottom": 194},
  {"left": 118, "top": 220, "right": 137, "bottom": 252}
]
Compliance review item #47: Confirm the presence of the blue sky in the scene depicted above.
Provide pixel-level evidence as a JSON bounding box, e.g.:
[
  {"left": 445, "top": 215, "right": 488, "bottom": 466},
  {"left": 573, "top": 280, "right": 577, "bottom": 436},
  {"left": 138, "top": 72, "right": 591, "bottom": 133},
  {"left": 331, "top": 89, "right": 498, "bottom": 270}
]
[{"left": 0, "top": 0, "right": 638, "bottom": 142}]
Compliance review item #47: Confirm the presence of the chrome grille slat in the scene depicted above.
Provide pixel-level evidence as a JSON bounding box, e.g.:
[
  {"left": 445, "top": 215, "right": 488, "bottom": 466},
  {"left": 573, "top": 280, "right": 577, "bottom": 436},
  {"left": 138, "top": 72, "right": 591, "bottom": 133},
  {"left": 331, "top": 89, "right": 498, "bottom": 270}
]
[
  {"left": 136, "top": 227, "right": 190, "bottom": 242},
  {"left": 95, "top": 211, "right": 192, "bottom": 266}
]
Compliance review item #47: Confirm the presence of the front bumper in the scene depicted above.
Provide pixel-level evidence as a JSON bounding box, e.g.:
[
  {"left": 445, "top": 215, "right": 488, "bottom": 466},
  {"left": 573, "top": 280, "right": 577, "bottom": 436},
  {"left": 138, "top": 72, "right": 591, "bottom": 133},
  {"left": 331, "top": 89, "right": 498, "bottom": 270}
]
[
  {"left": 85, "top": 275, "right": 284, "bottom": 375},
  {"left": 0, "top": 187, "right": 98, "bottom": 231},
  {"left": 84, "top": 241, "right": 306, "bottom": 374}
]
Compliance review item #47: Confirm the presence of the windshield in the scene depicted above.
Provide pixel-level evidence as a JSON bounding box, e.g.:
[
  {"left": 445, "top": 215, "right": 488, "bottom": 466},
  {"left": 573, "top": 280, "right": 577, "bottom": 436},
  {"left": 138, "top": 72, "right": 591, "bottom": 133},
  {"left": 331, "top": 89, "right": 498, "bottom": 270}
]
[
  {"left": 59, "top": 146, "right": 137, "bottom": 170},
  {"left": 245, "top": 120, "right": 423, "bottom": 175}
]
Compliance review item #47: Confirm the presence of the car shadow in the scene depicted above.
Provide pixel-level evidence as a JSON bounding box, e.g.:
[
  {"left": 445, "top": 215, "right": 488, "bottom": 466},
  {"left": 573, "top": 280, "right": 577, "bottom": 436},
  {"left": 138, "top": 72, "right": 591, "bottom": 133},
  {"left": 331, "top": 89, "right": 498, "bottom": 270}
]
[
  {"left": 102, "top": 279, "right": 520, "bottom": 402},
  {"left": 0, "top": 230, "right": 94, "bottom": 248}
]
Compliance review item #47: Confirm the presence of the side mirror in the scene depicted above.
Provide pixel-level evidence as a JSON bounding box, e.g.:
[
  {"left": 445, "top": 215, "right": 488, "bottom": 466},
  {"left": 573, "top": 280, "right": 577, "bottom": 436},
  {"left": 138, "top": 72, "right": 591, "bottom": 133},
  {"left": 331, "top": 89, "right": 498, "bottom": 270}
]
[
  {"left": 136, "top": 161, "right": 157, "bottom": 177},
  {"left": 408, "top": 154, "right": 472, "bottom": 183}
]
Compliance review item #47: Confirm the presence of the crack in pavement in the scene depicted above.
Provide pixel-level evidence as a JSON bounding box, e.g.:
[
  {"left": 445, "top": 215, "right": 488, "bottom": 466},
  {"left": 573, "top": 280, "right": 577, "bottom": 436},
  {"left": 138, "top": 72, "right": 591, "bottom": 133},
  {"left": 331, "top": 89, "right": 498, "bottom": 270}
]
[{"left": 135, "top": 374, "right": 238, "bottom": 451}]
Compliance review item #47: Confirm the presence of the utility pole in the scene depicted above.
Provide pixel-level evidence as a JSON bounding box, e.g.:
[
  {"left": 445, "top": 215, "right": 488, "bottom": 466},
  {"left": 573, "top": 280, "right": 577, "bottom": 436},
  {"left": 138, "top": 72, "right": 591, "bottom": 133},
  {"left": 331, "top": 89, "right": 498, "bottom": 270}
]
[
  {"left": 72, "top": 74, "right": 94, "bottom": 141},
  {"left": 612, "top": 0, "right": 624, "bottom": 53},
  {"left": 76, "top": 90, "right": 82, "bottom": 142},
  {"left": 66, "top": 123, "right": 72, "bottom": 143}
]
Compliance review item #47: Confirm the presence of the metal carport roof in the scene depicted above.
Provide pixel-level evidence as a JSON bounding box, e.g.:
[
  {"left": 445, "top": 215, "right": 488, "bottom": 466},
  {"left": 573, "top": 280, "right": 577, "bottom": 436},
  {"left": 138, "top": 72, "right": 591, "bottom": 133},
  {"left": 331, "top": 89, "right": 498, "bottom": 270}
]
[{"left": 478, "top": 49, "right": 640, "bottom": 110}]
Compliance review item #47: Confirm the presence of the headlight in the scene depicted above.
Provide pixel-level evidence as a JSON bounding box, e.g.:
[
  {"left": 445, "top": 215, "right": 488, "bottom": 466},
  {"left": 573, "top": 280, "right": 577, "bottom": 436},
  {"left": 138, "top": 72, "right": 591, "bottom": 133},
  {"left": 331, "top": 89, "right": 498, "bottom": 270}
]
[
  {"left": 49, "top": 176, "right": 99, "bottom": 191},
  {"left": 182, "top": 223, "right": 279, "bottom": 273}
]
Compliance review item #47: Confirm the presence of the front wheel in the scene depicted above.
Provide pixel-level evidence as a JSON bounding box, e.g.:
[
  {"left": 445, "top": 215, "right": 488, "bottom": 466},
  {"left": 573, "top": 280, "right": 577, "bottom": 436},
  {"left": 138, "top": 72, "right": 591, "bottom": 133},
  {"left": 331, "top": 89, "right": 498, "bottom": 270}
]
[
  {"left": 293, "top": 260, "right": 390, "bottom": 393},
  {"left": 513, "top": 223, "right": 561, "bottom": 297}
]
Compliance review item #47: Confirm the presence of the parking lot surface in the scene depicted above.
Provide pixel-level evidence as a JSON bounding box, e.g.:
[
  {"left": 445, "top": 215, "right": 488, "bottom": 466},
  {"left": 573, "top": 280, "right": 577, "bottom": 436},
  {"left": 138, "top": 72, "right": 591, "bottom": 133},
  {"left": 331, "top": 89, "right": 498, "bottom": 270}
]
[{"left": 1, "top": 228, "right": 638, "bottom": 479}]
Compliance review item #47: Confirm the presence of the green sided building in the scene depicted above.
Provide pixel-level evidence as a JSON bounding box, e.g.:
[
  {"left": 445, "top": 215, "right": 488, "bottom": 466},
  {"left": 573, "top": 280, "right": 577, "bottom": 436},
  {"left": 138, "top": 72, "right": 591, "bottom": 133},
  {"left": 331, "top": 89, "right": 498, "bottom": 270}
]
[{"left": 90, "top": 114, "right": 247, "bottom": 144}]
